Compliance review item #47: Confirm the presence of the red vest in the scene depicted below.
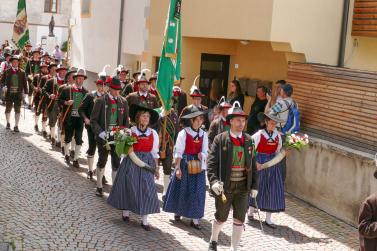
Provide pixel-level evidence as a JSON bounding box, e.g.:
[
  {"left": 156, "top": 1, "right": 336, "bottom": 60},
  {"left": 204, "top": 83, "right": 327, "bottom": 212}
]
[
  {"left": 257, "top": 133, "right": 279, "bottom": 154},
  {"left": 132, "top": 132, "right": 154, "bottom": 152},
  {"left": 184, "top": 131, "right": 203, "bottom": 155}
]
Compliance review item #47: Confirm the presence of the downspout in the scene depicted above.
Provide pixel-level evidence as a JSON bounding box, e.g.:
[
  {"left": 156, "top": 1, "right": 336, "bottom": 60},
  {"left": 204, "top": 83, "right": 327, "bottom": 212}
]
[
  {"left": 117, "top": 0, "right": 125, "bottom": 65},
  {"left": 338, "top": 0, "right": 351, "bottom": 67}
]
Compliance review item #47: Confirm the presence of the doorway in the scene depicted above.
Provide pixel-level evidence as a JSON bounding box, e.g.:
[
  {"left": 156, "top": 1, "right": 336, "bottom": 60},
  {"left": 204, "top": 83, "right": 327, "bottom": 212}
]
[{"left": 199, "top": 53, "right": 230, "bottom": 108}]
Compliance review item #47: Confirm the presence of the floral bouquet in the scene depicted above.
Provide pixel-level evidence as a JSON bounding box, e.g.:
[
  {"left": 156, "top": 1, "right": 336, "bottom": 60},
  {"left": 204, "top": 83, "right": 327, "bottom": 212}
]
[
  {"left": 105, "top": 126, "right": 137, "bottom": 156},
  {"left": 105, "top": 127, "right": 155, "bottom": 173},
  {"left": 283, "top": 133, "right": 309, "bottom": 151},
  {"left": 259, "top": 133, "right": 310, "bottom": 170}
]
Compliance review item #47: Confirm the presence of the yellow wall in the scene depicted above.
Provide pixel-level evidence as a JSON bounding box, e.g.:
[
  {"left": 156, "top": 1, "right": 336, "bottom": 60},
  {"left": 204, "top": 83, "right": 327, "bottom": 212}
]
[{"left": 344, "top": 0, "right": 377, "bottom": 71}]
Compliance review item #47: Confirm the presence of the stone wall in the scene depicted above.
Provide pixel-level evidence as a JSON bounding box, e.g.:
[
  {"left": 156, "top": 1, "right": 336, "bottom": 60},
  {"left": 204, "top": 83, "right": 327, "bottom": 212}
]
[{"left": 286, "top": 137, "right": 377, "bottom": 226}]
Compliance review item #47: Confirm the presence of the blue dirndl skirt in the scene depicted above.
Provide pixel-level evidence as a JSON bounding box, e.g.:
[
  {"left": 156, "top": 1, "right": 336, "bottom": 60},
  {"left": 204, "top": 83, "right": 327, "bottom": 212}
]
[
  {"left": 107, "top": 152, "right": 160, "bottom": 215},
  {"left": 249, "top": 152, "right": 285, "bottom": 212},
  {"left": 163, "top": 154, "right": 206, "bottom": 219}
]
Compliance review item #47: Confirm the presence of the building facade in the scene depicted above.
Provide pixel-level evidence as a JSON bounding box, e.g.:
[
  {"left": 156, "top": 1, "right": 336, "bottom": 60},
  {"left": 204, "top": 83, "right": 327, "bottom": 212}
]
[{"left": 0, "top": 0, "right": 71, "bottom": 51}]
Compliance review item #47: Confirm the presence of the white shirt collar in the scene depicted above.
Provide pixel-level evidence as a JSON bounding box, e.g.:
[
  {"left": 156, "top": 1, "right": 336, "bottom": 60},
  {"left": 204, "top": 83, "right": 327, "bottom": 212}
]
[
  {"left": 139, "top": 91, "right": 147, "bottom": 97},
  {"left": 230, "top": 130, "right": 242, "bottom": 138},
  {"left": 108, "top": 93, "right": 117, "bottom": 100}
]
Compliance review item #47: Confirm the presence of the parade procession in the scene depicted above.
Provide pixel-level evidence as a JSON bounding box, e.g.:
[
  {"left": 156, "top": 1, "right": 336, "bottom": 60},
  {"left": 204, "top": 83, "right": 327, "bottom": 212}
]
[{"left": 1, "top": 0, "right": 377, "bottom": 250}]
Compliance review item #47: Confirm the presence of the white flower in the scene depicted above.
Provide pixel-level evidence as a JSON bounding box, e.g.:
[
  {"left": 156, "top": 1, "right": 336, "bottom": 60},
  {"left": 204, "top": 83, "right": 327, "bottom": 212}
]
[
  {"left": 110, "top": 131, "right": 114, "bottom": 136},
  {"left": 119, "top": 130, "right": 125, "bottom": 136},
  {"left": 304, "top": 134, "right": 309, "bottom": 139},
  {"left": 305, "top": 139, "right": 309, "bottom": 144}
]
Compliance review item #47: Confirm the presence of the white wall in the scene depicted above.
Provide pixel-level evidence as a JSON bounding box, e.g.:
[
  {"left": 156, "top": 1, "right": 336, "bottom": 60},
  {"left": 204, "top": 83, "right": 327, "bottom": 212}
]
[
  {"left": 0, "top": 0, "right": 70, "bottom": 49},
  {"left": 123, "top": 0, "right": 149, "bottom": 55},
  {"left": 270, "top": 0, "right": 344, "bottom": 65},
  {"left": 70, "top": 0, "right": 121, "bottom": 73}
]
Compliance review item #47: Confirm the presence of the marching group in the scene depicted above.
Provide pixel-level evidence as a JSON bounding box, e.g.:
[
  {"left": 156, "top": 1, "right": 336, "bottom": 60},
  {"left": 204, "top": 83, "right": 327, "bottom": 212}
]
[{"left": 0, "top": 42, "right": 299, "bottom": 251}]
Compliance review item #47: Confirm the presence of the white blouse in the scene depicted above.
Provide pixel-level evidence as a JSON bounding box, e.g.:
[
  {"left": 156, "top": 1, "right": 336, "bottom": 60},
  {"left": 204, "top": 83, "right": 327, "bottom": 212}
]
[
  {"left": 173, "top": 127, "right": 209, "bottom": 168},
  {"left": 131, "top": 126, "right": 160, "bottom": 159},
  {"left": 252, "top": 129, "right": 282, "bottom": 153}
]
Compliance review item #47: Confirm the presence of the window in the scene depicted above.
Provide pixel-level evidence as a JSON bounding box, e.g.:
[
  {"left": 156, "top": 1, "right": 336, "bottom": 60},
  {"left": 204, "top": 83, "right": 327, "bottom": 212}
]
[
  {"left": 44, "top": 0, "right": 58, "bottom": 13},
  {"left": 81, "top": 0, "right": 91, "bottom": 18}
]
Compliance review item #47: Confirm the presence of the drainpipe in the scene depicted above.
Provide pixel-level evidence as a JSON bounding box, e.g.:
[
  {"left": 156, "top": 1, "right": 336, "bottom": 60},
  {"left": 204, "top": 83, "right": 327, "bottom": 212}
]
[
  {"left": 117, "top": 0, "right": 125, "bottom": 65},
  {"left": 338, "top": 0, "right": 350, "bottom": 67}
]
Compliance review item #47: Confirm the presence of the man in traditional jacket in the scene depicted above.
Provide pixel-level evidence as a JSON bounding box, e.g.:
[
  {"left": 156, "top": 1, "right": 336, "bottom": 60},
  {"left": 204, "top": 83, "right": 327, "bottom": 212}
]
[
  {"left": 36, "top": 62, "right": 56, "bottom": 136},
  {"left": 42, "top": 64, "right": 67, "bottom": 146},
  {"left": 32, "top": 61, "right": 49, "bottom": 132},
  {"left": 358, "top": 171, "right": 377, "bottom": 251},
  {"left": 90, "top": 76, "right": 129, "bottom": 197},
  {"left": 59, "top": 69, "right": 88, "bottom": 168},
  {"left": 126, "top": 73, "right": 159, "bottom": 109},
  {"left": 3, "top": 55, "right": 28, "bottom": 132},
  {"left": 207, "top": 105, "right": 258, "bottom": 251},
  {"left": 171, "top": 77, "right": 187, "bottom": 117},
  {"left": 25, "top": 48, "right": 40, "bottom": 109},
  {"left": 79, "top": 77, "right": 107, "bottom": 180},
  {"left": 208, "top": 97, "right": 232, "bottom": 146},
  {"left": 58, "top": 67, "right": 76, "bottom": 154}
]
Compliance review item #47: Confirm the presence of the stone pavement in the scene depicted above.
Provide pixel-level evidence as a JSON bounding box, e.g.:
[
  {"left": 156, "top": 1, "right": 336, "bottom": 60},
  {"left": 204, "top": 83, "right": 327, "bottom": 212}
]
[{"left": 0, "top": 104, "right": 359, "bottom": 251}]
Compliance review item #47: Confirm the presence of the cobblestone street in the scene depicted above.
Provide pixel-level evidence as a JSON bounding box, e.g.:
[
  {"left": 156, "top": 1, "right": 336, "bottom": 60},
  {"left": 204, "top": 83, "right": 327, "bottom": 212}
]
[{"left": 0, "top": 105, "right": 359, "bottom": 251}]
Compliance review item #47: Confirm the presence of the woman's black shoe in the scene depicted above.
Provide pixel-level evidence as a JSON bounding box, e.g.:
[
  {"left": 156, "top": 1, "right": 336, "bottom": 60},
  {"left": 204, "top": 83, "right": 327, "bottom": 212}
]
[
  {"left": 122, "top": 216, "right": 129, "bottom": 222},
  {"left": 95, "top": 188, "right": 103, "bottom": 197},
  {"left": 190, "top": 221, "right": 201, "bottom": 230},
  {"left": 141, "top": 223, "right": 151, "bottom": 231},
  {"left": 208, "top": 241, "right": 218, "bottom": 251},
  {"left": 174, "top": 215, "right": 181, "bottom": 221},
  {"left": 87, "top": 171, "right": 93, "bottom": 180},
  {"left": 265, "top": 222, "right": 277, "bottom": 229}
]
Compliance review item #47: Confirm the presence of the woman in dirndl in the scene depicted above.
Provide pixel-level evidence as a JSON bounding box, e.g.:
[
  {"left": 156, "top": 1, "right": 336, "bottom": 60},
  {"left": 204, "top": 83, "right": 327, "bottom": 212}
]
[
  {"left": 248, "top": 112, "right": 285, "bottom": 229},
  {"left": 107, "top": 104, "right": 160, "bottom": 231},
  {"left": 163, "top": 107, "right": 209, "bottom": 230}
]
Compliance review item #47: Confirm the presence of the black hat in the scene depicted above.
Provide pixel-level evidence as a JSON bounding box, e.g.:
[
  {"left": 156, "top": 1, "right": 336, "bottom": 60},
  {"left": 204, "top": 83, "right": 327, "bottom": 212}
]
[
  {"left": 149, "top": 72, "right": 158, "bottom": 82},
  {"left": 132, "top": 71, "right": 141, "bottom": 79},
  {"left": 129, "top": 104, "right": 159, "bottom": 125},
  {"left": 181, "top": 106, "right": 208, "bottom": 119},
  {"left": 3, "top": 47, "right": 12, "bottom": 57},
  {"left": 73, "top": 68, "right": 87, "bottom": 79},
  {"left": 108, "top": 76, "right": 122, "bottom": 90},
  {"left": 226, "top": 102, "right": 248, "bottom": 122}
]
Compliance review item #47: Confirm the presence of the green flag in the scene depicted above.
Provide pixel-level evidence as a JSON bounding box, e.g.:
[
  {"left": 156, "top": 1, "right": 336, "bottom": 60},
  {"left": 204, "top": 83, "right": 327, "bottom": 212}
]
[
  {"left": 156, "top": 0, "right": 182, "bottom": 112},
  {"left": 12, "top": 0, "right": 30, "bottom": 50}
]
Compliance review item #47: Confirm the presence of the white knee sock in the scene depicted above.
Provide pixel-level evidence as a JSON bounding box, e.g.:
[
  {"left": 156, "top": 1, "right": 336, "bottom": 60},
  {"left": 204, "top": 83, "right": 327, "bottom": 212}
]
[
  {"left": 192, "top": 218, "right": 199, "bottom": 225},
  {"left": 5, "top": 113, "right": 10, "bottom": 123},
  {"left": 74, "top": 145, "right": 81, "bottom": 161},
  {"left": 112, "top": 170, "right": 117, "bottom": 183},
  {"left": 210, "top": 220, "right": 224, "bottom": 243},
  {"left": 122, "top": 210, "right": 130, "bottom": 217},
  {"left": 231, "top": 223, "right": 244, "bottom": 251},
  {"left": 15, "top": 113, "right": 20, "bottom": 126},
  {"left": 42, "top": 121, "right": 47, "bottom": 132},
  {"left": 50, "top": 126, "right": 56, "bottom": 139},
  {"left": 248, "top": 206, "right": 256, "bottom": 216},
  {"left": 87, "top": 156, "right": 94, "bottom": 172},
  {"left": 163, "top": 175, "right": 170, "bottom": 195},
  {"left": 96, "top": 168, "right": 105, "bottom": 189},
  {"left": 57, "top": 128, "right": 61, "bottom": 143},
  {"left": 64, "top": 143, "right": 70, "bottom": 156},
  {"left": 71, "top": 138, "right": 76, "bottom": 151},
  {"left": 34, "top": 114, "right": 39, "bottom": 125},
  {"left": 266, "top": 212, "right": 273, "bottom": 224},
  {"left": 142, "top": 215, "right": 148, "bottom": 225}
]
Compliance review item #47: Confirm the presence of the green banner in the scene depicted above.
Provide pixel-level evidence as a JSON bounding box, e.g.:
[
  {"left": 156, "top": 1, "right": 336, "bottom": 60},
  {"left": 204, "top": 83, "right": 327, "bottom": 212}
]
[
  {"left": 156, "top": 0, "right": 182, "bottom": 112},
  {"left": 12, "top": 0, "right": 30, "bottom": 50}
]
